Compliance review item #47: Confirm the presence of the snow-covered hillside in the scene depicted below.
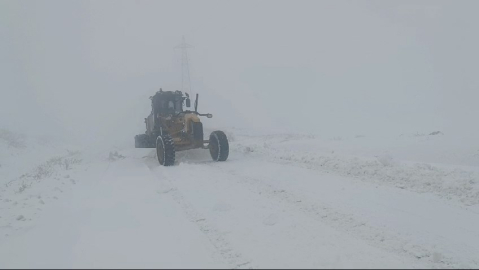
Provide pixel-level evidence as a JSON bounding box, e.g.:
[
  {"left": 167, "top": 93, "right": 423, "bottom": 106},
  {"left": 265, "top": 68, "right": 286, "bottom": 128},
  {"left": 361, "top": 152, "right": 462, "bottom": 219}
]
[{"left": 0, "top": 128, "right": 478, "bottom": 268}]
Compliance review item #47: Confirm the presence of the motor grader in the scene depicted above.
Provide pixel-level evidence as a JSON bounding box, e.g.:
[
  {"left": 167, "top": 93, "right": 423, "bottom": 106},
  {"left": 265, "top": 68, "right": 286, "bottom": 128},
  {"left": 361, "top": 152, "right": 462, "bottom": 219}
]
[{"left": 135, "top": 89, "right": 229, "bottom": 166}]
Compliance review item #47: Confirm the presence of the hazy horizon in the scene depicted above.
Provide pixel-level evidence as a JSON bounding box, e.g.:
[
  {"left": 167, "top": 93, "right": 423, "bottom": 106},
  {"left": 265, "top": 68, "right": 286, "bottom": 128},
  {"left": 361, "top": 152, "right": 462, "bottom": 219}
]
[{"left": 2, "top": 0, "right": 479, "bottom": 144}]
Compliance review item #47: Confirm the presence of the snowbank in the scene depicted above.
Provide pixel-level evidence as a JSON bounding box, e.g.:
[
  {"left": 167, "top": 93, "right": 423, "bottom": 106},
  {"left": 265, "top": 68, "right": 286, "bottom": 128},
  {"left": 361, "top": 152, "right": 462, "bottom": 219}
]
[{"left": 230, "top": 129, "right": 479, "bottom": 206}]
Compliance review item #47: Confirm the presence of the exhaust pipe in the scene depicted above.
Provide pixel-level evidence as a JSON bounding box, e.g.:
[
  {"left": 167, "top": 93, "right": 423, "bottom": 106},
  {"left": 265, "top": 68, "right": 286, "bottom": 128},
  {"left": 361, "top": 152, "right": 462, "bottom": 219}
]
[{"left": 194, "top": 93, "right": 199, "bottom": 113}]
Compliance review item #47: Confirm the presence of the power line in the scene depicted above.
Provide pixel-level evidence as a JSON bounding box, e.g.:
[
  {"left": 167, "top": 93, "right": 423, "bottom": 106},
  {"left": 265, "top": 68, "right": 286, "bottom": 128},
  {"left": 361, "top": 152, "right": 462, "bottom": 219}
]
[{"left": 175, "top": 36, "right": 193, "bottom": 95}]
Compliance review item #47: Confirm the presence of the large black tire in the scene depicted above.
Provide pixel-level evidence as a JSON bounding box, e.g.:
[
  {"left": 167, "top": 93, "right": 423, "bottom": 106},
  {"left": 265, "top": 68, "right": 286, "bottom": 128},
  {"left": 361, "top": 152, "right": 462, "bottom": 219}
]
[
  {"left": 209, "top": 131, "right": 229, "bottom": 161},
  {"left": 156, "top": 134, "right": 175, "bottom": 166},
  {"left": 135, "top": 134, "right": 152, "bottom": 148}
]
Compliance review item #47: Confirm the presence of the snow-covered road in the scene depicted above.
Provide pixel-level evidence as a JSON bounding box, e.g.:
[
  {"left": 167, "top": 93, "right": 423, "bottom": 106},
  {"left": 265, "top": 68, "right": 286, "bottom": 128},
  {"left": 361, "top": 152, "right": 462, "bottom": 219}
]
[{"left": 1, "top": 129, "right": 478, "bottom": 268}]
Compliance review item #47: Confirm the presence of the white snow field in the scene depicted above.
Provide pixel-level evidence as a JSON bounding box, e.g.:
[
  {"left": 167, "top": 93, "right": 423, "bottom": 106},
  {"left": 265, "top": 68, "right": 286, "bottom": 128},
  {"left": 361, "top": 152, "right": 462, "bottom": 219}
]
[{"left": 1, "top": 128, "right": 478, "bottom": 268}]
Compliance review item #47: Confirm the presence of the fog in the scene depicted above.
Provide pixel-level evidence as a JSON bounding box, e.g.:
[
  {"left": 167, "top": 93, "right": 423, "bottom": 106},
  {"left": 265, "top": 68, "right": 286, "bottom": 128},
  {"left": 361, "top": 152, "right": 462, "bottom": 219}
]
[{"left": 2, "top": 0, "right": 479, "bottom": 145}]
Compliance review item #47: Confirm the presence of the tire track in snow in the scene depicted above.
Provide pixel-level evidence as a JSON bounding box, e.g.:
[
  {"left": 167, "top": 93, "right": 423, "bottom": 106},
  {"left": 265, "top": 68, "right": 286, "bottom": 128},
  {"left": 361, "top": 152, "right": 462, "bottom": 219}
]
[
  {"left": 145, "top": 159, "right": 252, "bottom": 269},
  {"left": 203, "top": 161, "right": 464, "bottom": 268}
]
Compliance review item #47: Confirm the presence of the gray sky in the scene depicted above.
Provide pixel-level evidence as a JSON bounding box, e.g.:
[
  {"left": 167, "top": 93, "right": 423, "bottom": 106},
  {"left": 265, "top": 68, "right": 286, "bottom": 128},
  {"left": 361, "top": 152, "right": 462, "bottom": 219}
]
[{"left": 1, "top": 0, "right": 478, "bottom": 143}]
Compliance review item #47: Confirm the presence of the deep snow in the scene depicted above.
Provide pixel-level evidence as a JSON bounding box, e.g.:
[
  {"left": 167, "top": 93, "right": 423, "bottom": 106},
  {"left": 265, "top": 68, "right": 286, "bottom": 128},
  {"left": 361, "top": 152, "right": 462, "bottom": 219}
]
[{"left": 0, "top": 128, "right": 478, "bottom": 268}]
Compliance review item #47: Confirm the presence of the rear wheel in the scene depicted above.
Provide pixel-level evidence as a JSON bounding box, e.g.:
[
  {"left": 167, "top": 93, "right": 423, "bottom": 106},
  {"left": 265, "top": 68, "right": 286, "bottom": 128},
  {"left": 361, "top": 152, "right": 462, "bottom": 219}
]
[
  {"left": 156, "top": 134, "right": 175, "bottom": 166},
  {"left": 209, "top": 131, "right": 229, "bottom": 161}
]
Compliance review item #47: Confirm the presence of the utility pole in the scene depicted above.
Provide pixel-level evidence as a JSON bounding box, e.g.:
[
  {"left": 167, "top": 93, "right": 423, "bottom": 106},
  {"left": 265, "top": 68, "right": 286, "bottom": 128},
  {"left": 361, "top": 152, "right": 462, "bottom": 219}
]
[{"left": 175, "top": 36, "right": 193, "bottom": 95}]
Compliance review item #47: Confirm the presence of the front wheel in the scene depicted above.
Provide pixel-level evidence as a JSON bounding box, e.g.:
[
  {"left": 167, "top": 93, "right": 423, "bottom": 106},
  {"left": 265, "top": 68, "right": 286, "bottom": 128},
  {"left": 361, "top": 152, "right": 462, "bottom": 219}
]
[
  {"left": 156, "top": 134, "right": 175, "bottom": 166},
  {"left": 209, "top": 131, "right": 229, "bottom": 161}
]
